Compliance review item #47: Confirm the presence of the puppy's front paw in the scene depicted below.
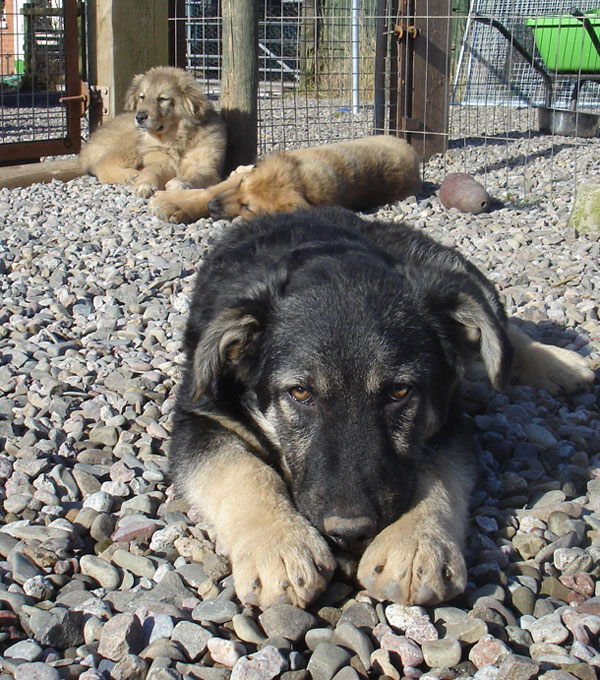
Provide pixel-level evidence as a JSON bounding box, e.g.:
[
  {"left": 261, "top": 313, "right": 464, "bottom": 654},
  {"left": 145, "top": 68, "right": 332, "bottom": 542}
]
[
  {"left": 230, "top": 517, "right": 335, "bottom": 609},
  {"left": 519, "top": 342, "right": 595, "bottom": 395},
  {"left": 357, "top": 520, "right": 466, "bottom": 606},
  {"left": 149, "top": 192, "right": 190, "bottom": 223},
  {"left": 134, "top": 180, "right": 159, "bottom": 198},
  {"left": 165, "top": 178, "right": 191, "bottom": 191}
]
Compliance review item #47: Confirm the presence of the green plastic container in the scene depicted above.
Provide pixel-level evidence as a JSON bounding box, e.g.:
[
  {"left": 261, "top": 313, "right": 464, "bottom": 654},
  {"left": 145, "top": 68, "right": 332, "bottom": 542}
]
[{"left": 527, "top": 10, "right": 600, "bottom": 73}]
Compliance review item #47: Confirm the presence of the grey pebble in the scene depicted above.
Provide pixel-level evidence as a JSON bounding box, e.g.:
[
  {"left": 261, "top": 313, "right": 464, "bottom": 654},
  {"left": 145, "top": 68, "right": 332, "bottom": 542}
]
[
  {"left": 80, "top": 554, "right": 122, "bottom": 589},
  {"left": 192, "top": 597, "right": 240, "bottom": 624},
  {"left": 259, "top": 604, "right": 317, "bottom": 643},
  {"left": 13, "top": 663, "right": 61, "bottom": 680},
  {"left": 171, "top": 620, "right": 212, "bottom": 661},
  {"left": 330, "top": 621, "right": 373, "bottom": 670},
  {"left": 306, "top": 643, "right": 352, "bottom": 680},
  {"left": 3, "top": 639, "right": 43, "bottom": 661}
]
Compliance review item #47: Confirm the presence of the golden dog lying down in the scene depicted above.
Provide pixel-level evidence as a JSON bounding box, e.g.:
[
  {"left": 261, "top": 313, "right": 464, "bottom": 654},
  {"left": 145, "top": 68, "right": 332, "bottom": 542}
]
[
  {"left": 149, "top": 135, "right": 421, "bottom": 222},
  {"left": 80, "top": 66, "right": 226, "bottom": 198}
]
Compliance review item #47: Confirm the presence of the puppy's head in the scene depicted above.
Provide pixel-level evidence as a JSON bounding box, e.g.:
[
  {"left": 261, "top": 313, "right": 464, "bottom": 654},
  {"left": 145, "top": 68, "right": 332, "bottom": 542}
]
[
  {"left": 208, "top": 155, "right": 310, "bottom": 220},
  {"left": 188, "top": 241, "right": 511, "bottom": 552},
  {"left": 124, "top": 66, "right": 211, "bottom": 135}
]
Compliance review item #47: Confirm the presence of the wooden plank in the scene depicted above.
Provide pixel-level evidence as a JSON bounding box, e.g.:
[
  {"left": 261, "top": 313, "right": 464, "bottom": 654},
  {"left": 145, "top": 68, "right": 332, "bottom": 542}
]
[
  {"left": 221, "top": 0, "right": 258, "bottom": 172},
  {"left": 410, "top": 0, "right": 451, "bottom": 160},
  {"left": 0, "top": 158, "right": 84, "bottom": 189},
  {"left": 0, "top": 139, "right": 77, "bottom": 165}
]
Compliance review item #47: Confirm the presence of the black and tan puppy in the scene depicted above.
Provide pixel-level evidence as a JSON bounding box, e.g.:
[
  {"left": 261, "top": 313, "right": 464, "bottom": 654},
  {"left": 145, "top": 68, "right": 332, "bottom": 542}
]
[
  {"left": 169, "top": 208, "right": 594, "bottom": 609},
  {"left": 80, "top": 66, "right": 226, "bottom": 198}
]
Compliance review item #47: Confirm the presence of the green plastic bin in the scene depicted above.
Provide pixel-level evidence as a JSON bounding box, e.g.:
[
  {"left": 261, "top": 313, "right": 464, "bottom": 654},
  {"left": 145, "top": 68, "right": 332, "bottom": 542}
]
[{"left": 527, "top": 9, "right": 600, "bottom": 73}]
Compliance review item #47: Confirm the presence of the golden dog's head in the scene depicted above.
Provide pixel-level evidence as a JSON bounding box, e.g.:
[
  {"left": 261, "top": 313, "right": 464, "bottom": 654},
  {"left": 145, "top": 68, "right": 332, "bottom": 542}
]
[
  {"left": 208, "top": 154, "right": 311, "bottom": 220},
  {"left": 124, "top": 66, "right": 211, "bottom": 135}
]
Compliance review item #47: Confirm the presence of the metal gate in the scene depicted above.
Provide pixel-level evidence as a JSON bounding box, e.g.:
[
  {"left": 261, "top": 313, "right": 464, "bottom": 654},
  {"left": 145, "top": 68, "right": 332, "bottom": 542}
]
[{"left": 0, "top": 0, "right": 82, "bottom": 164}]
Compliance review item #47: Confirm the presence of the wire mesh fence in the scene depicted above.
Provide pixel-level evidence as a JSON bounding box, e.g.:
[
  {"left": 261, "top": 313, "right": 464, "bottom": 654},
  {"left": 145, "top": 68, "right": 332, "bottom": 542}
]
[
  {"left": 176, "top": 0, "right": 392, "bottom": 153},
  {"left": 1, "top": 0, "right": 69, "bottom": 148},
  {"left": 172, "top": 0, "right": 600, "bottom": 202}
]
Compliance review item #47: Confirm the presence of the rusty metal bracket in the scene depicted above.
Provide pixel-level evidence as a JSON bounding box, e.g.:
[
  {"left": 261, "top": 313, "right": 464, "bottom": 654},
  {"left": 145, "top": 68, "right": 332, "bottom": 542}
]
[
  {"left": 59, "top": 80, "right": 89, "bottom": 117},
  {"left": 393, "top": 23, "right": 418, "bottom": 40}
]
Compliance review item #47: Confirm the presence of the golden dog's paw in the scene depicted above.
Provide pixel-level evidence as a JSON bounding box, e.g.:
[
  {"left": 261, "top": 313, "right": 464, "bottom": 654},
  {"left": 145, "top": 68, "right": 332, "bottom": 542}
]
[
  {"left": 357, "top": 520, "right": 467, "bottom": 606},
  {"left": 519, "top": 342, "right": 595, "bottom": 395},
  {"left": 165, "top": 178, "right": 191, "bottom": 191},
  {"left": 149, "top": 192, "right": 189, "bottom": 223},
  {"left": 230, "top": 518, "right": 335, "bottom": 609},
  {"left": 134, "top": 180, "right": 159, "bottom": 198},
  {"left": 231, "top": 164, "right": 255, "bottom": 176}
]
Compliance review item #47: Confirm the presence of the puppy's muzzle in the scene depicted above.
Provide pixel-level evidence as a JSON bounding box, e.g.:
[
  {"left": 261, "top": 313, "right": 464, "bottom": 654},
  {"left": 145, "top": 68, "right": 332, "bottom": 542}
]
[
  {"left": 207, "top": 195, "right": 225, "bottom": 218},
  {"left": 135, "top": 111, "right": 149, "bottom": 127},
  {"left": 323, "top": 513, "right": 378, "bottom": 552}
]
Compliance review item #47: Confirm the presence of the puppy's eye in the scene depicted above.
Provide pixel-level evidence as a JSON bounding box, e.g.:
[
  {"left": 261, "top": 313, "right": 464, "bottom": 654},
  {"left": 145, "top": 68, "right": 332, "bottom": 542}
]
[
  {"left": 389, "top": 385, "right": 410, "bottom": 402},
  {"left": 157, "top": 96, "right": 169, "bottom": 103},
  {"left": 138, "top": 93, "right": 145, "bottom": 100},
  {"left": 289, "top": 386, "right": 314, "bottom": 405}
]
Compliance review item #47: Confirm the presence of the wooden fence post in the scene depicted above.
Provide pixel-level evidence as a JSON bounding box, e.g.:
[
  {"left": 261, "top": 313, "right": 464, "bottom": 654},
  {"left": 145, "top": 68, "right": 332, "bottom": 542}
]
[
  {"left": 88, "top": 0, "right": 169, "bottom": 119},
  {"left": 409, "top": 0, "right": 451, "bottom": 160},
  {"left": 221, "top": 0, "right": 258, "bottom": 172}
]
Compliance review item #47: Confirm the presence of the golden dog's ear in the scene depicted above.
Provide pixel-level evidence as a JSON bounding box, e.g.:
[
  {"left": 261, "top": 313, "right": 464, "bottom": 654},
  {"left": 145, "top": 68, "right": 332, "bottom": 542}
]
[
  {"left": 180, "top": 79, "right": 209, "bottom": 118},
  {"left": 124, "top": 73, "right": 144, "bottom": 111}
]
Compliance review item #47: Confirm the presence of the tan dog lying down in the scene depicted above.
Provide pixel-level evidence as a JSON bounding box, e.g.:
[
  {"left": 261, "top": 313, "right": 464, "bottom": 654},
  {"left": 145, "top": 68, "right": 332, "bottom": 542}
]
[
  {"left": 149, "top": 135, "right": 421, "bottom": 222},
  {"left": 80, "top": 66, "right": 226, "bottom": 198}
]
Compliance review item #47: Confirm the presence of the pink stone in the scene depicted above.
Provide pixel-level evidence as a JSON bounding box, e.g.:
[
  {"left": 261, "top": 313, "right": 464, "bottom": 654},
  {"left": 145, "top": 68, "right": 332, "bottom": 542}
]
[
  {"left": 559, "top": 572, "right": 595, "bottom": 597},
  {"left": 380, "top": 632, "right": 424, "bottom": 667},
  {"left": 208, "top": 638, "right": 247, "bottom": 667},
  {"left": 468, "top": 634, "right": 511, "bottom": 669},
  {"left": 5, "top": 470, "right": 32, "bottom": 496},
  {"left": 111, "top": 518, "right": 159, "bottom": 543},
  {"left": 575, "top": 596, "right": 600, "bottom": 616},
  {"left": 562, "top": 610, "right": 600, "bottom": 645},
  {"left": 404, "top": 619, "right": 438, "bottom": 644},
  {"left": 110, "top": 461, "right": 136, "bottom": 483},
  {"left": 371, "top": 623, "right": 393, "bottom": 644},
  {"left": 231, "top": 645, "right": 289, "bottom": 680}
]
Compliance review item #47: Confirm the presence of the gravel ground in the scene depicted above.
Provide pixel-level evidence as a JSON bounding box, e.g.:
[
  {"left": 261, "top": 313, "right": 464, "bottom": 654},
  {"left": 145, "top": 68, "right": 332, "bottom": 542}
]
[{"left": 0, "top": 132, "right": 599, "bottom": 680}]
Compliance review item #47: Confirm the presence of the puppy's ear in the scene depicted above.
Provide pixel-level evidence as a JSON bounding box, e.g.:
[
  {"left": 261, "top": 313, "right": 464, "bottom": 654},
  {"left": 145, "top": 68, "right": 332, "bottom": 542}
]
[
  {"left": 124, "top": 73, "right": 144, "bottom": 111},
  {"left": 448, "top": 290, "right": 512, "bottom": 390},
  {"left": 190, "top": 274, "right": 286, "bottom": 400},
  {"left": 428, "top": 278, "right": 512, "bottom": 391},
  {"left": 192, "top": 308, "right": 261, "bottom": 400},
  {"left": 181, "top": 79, "right": 209, "bottom": 118}
]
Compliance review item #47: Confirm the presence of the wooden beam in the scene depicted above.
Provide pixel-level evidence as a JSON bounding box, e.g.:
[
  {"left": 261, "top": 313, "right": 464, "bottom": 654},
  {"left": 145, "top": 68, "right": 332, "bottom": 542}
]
[
  {"left": 0, "top": 158, "right": 84, "bottom": 189},
  {"left": 221, "top": 0, "right": 258, "bottom": 172},
  {"left": 88, "top": 0, "right": 169, "bottom": 118},
  {"left": 410, "top": 0, "right": 451, "bottom": 160}
]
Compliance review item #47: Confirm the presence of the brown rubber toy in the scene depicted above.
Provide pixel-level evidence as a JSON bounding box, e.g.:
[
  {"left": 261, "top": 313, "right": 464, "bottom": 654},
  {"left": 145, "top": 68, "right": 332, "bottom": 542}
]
[{"left": 439, "top": 173, "right": 490, "bottom": 214}]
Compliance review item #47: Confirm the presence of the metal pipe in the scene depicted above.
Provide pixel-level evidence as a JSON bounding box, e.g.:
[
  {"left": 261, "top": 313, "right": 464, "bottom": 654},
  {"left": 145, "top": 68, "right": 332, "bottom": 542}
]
[{"left": 351, "top": 0, "right": 360, "bottom": 114}]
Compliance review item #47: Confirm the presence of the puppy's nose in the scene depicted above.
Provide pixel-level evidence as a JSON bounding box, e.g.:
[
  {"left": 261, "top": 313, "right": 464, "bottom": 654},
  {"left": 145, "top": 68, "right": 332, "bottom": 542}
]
[
  {"left": 136, "top": 111, "right": 148, "bottom": 124},
  {"left": 323, "top": 514, "right": 377, "bottom": 549}
]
